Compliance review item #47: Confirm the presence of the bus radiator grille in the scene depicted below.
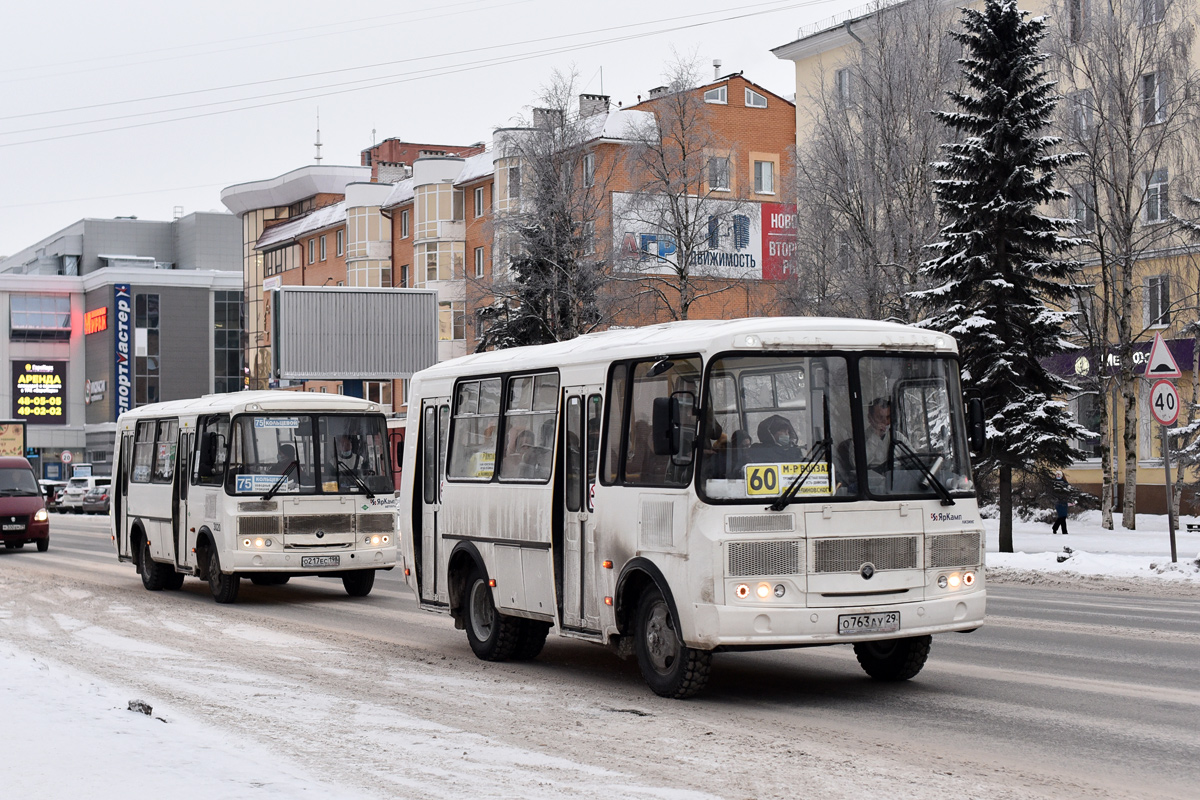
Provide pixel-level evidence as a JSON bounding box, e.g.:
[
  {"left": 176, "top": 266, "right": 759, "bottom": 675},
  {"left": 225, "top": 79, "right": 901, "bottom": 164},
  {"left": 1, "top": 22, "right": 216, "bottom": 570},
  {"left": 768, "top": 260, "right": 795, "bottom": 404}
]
[
  {"left": 357, "top": 514, "right": 395, "bottom": 534},
  {"left": 728, "top": 540, "right": 803, "bottom": 577},
  {"left": 926, "top": 532, "right": 982, "bottom": 569},
  {"left": 238, "top": 516, "right": 282, "bottom": 538},
  {"left": 725, "top": 514, "right": 795, "bottom": 534},
  {"left": 285, "top": 514, "right": 355, "bottom": 535},
  {"left": 812, "top": 536, "right": 919, "bottom": 573}
]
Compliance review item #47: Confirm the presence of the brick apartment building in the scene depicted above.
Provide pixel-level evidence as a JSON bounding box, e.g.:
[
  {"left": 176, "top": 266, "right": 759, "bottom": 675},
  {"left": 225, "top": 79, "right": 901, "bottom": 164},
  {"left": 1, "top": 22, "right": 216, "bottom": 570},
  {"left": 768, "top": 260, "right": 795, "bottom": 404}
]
[{"left": 383, "top": 72, "right": 797, "bottom": 354}]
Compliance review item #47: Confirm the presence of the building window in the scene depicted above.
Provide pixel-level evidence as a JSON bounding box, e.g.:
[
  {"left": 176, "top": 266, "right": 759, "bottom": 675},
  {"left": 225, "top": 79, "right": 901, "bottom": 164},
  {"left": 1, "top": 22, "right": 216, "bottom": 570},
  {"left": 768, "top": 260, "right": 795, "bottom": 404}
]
[
  {"left": 507, "top": 164, "right": 521, "bottom": 200},
  {"left": 1142, "top": 71, "right": 1167, "bottom": 125},
  {"left": 134, "top": 293, "right": 160, "bottom": 406},
  {"left": 835, "top": 68, "right": 852, "bottom": 109},
  {"left": 307, "top": 238, "right": 315, "bottom": 264},
  {"left": 453, "top": 189, "right": 465, "bottom": 222},
  {"left": 703, "top": 85, "right": 727, "bottom": 104},
  {"left": 708, "top": 156, "right": 730, "bottom": 191},
  {"left": 1144, "top": 167, "right": 1169, "bottom": 223},
  {"left": 400, "top": 209, "right": 410, "bottom": 239},
  {"left": 1140, "top": 0, "right": 1166, "bottom": 26},
  {"left": 1067, "top": 90, "right": 1094, "bottom": 139},
  {"left": 474, "top": 246, "right": 485, "bottom": 278},
  {"left": 1072, "top": 393, "right": 1102, "bottom": 460},
  {"left": 754, "top": 160, "right": 775, "bottom": 194},
  {"left": 439, "top": 301, "right": 465, "bottom": 341},
  {"left": 745, "top": 88, "right": 767, "bottom": 108},
  {"left": 320, "top": 235, "right": 327, "bottom": 261},
  {"left": 213, "top": 290, "right": 243, "bottom": 394},
  {"left": 415, "top": 242, "right": 465, "bottom": 286},
  {"left": 582, "top": 221, "right": 595, "bottom": 255},
  {"left": 399, "top": 264, "right": 409, "bottom": 288},
  {"left": 364, "top": 380, "right": 393, "bottom": 410},
  {"left": 9, "top": 294, "right": 71, "bottom": 341},
  {"left": 708, "top": 216, "right": 720, "bottom": 249},
  {"left": 1146, "top": 275, "right": 1170, "bottom": 327},
  {"left": 583, "top": 153, "right": 595, "bottom": 187},
  {"left": 1071, "top": 184, "right": 1096, "bottom": 232},
  {"left": 336, "top": 229, "right": 344, "bottom": 256},
  {"left": 1068, "top": 0, "right": 1089, "bottom": 42},
  {"left": 474, "top": 186, "right": 485, "bottom": 217}
]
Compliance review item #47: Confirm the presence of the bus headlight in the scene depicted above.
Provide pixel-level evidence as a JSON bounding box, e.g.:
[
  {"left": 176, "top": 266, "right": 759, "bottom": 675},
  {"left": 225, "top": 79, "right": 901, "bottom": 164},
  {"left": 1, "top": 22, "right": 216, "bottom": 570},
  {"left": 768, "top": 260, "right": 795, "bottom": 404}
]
[
  {"left": 963, "top": 571, "right": 975, "bottom": 587},
  {"left": 948, "top": 573, "right": 961, "bottom": 589},
  {"left": 755, "top": 582, "right": 771, "bottom": 599},
  {"left": 243, "top": 538, "right": 252, "bottom": 548},
  {"left": 254, "top": 538, "right": 265, "bottom": 548},
  {"left": 774, "top": 584, "right": 786, "bottom": 598},
  {"left": 937, "top": 575, "right": 948, "bottom": 589},
  {"left": 735, "top": 584, "right": 750, "bottom": 599},
  {"left": 34, "top": 508, "right": 48, "bottom": 522}
]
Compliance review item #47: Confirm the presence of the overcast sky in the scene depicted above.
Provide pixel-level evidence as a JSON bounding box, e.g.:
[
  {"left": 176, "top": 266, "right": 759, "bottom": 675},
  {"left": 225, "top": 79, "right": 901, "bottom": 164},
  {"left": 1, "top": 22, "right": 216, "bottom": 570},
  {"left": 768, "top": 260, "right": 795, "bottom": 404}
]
[{"left": 0, "top": 0, "right": 864, "bottom": 259}]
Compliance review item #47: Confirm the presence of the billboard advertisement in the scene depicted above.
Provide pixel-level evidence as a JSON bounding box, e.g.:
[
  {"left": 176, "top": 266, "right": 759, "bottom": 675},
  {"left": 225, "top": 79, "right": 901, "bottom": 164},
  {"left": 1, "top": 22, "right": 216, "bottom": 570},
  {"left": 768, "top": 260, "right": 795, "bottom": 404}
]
[
  {"left": 114, "top": 283, "right": 132, "bottom": 418},
  {"left": 0, "top": 422, "right": 25, "bottom": 457},
  {"left": 613, "top": 193, "right": 796, "bottom": 280},
  {"left": 12, "top": 361, "right": 67, "bottom": 425}
]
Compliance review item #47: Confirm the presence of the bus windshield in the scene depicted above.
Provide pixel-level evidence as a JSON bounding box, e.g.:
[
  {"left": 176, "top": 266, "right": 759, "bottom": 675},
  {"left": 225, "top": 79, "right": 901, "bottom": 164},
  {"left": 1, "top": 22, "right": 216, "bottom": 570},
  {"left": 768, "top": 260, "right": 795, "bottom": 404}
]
[
  {"left": 228, "top": 413, "right": 391, "bottom": 496},
  {"left": 698, "top": 353, "right": 973, "bottom": 504}
]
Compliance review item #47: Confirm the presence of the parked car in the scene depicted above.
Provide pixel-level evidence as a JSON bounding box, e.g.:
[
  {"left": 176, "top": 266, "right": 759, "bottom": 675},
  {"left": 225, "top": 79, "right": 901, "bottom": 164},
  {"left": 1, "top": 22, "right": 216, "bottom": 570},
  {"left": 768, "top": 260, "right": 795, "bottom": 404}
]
[
  {"left": 82, "top": 485, "right": 111, "bottom": 515},
  {"left": 39, "top": 480, "right": 66, "bottom": 510},
  {"left": 59, "top": 476, "right": 111, "bottom": 513},
  {"left": 0, "top": 456, "right": 50, "bottom": 552}
]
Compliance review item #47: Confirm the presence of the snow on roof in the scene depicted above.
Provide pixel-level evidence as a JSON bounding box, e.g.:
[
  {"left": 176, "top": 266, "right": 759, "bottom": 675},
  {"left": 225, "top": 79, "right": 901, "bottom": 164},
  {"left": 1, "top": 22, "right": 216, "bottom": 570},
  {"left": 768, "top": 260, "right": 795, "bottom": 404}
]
[
  {"left": 453, "top": 149, "right": 494, "bottom": 187},
  {"left": 584, "top": 108, "right": 655, "bottom": 142},
  {"left": 382, "top": 177, "right": 415, "bottom": 209},
  {"left": 416, "top": 317, "right": 958, "bottom": 381},
  {"left": 255, "top": 202, "right": 346, "bottom": 250}
]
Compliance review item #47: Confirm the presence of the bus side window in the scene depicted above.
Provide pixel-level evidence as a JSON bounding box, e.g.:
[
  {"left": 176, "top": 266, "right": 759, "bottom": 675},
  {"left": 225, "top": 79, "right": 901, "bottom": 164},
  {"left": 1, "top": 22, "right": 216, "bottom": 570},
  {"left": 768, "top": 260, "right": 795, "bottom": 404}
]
[
  {"left": 132, "top": 421, "right": 156, "bottom": 484},
  {"left": 422, "top": 406, "right": 438, "bottom": 504},
  {"left": 586, "top": 394, "right": 601, "bottom": 510}
]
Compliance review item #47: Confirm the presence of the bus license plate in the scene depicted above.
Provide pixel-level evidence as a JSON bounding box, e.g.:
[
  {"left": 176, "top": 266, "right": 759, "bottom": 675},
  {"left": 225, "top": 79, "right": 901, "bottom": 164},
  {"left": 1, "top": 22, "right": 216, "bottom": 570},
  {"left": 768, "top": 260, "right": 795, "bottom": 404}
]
[
  {"left": 301, "top": 555, "right": 340, "bottom": 568},
  {"left": 837, "top": 612, "right": 900, "bottom": 635}
]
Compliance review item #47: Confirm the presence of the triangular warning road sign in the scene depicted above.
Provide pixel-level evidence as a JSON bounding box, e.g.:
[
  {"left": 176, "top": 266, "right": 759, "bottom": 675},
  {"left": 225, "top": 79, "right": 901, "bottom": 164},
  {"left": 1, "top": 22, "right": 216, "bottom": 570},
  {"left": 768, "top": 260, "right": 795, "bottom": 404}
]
[{"left": 1145, "top": 332, "right": 1182, "bottom": 379}]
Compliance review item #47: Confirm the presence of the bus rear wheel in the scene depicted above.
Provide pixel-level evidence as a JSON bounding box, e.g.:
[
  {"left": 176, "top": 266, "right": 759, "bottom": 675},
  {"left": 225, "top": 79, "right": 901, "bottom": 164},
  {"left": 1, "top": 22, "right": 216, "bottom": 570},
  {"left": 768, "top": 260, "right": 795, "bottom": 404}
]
[
  {"left": 206, "top": 547, "right": 240, "bottom": 604},
  {"left": 634, "top": 585, "right": 711, "bottom": 699},
  {"left": 342, "top": 570, "right": 375, "bottom": 597},
  {"left": 141, "top": 538, "right": 170, "bottom": 591},
  {"left": 464, "top": 567, "right": 521, "bottom": 661},
  {"left": 853, "top": 635, "right": 932, "bottom": 681}
]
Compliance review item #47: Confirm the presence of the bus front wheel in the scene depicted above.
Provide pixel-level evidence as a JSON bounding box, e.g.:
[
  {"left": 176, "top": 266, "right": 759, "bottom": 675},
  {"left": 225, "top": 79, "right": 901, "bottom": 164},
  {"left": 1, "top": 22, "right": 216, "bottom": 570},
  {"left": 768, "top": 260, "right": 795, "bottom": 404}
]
[
  {"left": 342, "top": 570, "right": 375, "bottom": 597},
  {"left": 634, "top": 585, "right": 711, "bottom": 699},
  {"left": 206, "top": 547, "right": 240, "bottom": 604},
  {"left": 141, "top": 538, "right": 170, "bottom": 591},
  {"left": 853, "top": 635, "right": 931, "bottom": 681},
  {"left": 464, "top": 567, "right": 521, "bottom": 661}
]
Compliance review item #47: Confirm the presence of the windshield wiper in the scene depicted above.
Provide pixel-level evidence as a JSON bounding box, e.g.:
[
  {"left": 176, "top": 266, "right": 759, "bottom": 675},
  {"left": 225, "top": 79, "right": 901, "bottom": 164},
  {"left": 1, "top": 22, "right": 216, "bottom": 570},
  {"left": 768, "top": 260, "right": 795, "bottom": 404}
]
[
  {"left": 893, "top": 439, "right": 955, "bottom": 506},
  {"left": 769, "top": 394, "right": 834, "bottom": 512},
  {"left": 336, "top": 459, "right": 376, "bottom": 499},
  {"left": 261, "top": 460, "right": 298, "bottom": 501}
]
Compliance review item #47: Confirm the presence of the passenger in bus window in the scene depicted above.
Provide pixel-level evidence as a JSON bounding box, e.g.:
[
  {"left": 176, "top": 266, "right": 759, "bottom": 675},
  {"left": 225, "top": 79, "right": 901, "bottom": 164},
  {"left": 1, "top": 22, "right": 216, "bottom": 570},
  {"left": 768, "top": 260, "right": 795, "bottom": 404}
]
[
  {"left": 752, "top": 415, "right": 804, "bottom": 463},
  {"left": 270, "top": 444, "right": 297, "bottom": 474}
]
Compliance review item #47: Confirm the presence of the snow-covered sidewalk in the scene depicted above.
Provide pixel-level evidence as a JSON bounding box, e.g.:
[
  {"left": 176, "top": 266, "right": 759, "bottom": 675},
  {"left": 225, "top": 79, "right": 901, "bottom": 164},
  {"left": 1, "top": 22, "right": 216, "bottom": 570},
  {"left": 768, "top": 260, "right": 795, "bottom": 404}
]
[{"left": 985, "top": 509, "right": 1200, "bottom": 585}]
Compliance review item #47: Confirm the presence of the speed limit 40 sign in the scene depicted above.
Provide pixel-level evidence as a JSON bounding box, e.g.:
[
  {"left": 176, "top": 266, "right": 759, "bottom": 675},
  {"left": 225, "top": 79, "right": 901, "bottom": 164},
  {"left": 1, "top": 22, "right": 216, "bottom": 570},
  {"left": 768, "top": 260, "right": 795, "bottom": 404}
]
[{"left": 1150, "top": 379, "right": 1179, "bottom": 426}]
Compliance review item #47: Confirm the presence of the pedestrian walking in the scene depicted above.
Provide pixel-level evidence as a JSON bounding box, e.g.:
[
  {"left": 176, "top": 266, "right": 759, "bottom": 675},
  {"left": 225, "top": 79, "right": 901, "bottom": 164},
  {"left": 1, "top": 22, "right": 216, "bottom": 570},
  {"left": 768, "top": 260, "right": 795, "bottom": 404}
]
[{"left": 1050, "top": 469, "right": 1071, "bottom": 535}]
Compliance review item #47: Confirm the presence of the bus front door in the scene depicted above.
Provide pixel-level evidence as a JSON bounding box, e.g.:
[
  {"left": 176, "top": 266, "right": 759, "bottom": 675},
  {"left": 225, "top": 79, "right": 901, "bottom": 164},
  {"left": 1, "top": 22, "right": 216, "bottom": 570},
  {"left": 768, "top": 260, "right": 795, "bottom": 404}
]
[
  {"left": 560, "top": 389, "right": 601, "bottom": 632},
  {"left": 172, "top": 430, "right": 192, "bottom": 571},
  {"left": 116, "top": 432, "right": 133, "bottom": 556},
  {"left": 419, "top": 401, "right": 449, "bottom": 604}
]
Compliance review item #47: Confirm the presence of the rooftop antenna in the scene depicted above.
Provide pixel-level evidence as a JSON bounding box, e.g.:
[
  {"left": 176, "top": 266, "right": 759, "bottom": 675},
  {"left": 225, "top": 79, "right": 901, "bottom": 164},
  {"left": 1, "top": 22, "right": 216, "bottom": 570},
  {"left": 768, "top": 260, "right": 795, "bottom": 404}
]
[
  {"left": 314, "top": 108, "right": 323, "bottom": 165},
  {"left": 600, "top": 66, "right": 604, "bottom": 95}
]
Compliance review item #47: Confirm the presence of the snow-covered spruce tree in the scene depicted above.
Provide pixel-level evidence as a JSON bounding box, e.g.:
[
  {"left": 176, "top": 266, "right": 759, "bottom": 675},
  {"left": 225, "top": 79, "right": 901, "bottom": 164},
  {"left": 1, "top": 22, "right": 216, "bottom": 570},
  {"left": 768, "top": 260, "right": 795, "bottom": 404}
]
[{"left": 916, "top": 0, "right": 1088, "bottom": 553}]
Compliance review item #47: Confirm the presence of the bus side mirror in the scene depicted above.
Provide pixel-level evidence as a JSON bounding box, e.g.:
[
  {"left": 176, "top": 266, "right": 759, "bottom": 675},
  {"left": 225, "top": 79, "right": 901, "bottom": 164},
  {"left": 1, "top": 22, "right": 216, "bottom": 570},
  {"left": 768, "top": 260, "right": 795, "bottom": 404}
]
[
  {"left": 652, "top": 392, "right": 697, "bottom": 463},
  {"left": 968, "top": 396, "right": 985, "bottom": 452}
]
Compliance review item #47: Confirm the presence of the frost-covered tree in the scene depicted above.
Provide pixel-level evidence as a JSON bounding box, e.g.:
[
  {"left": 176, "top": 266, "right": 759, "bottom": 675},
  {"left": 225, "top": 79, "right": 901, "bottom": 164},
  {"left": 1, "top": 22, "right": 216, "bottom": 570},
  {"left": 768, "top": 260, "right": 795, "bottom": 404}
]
[
  {"left": 917, "top": 0, "right": 1088, "bottom": 552},
  {"left": 788, "top": 0, "right": 958, "bottom": 321},
  {"left": 1046, "top": 0, "right": 1200, "bottom": 528},
  {"left": 476, "top": 70, "right": 615, "bottom": 350}
]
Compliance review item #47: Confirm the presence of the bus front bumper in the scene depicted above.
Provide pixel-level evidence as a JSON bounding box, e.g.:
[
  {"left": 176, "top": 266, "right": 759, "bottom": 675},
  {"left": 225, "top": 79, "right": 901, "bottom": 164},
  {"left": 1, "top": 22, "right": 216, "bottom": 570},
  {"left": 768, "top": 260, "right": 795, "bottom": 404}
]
[
  {"left": 686, "top": 589, "right": 986, "bottom": 649},
  {"left": 226, "top": 545, "right": 397, "bottom": 573}
]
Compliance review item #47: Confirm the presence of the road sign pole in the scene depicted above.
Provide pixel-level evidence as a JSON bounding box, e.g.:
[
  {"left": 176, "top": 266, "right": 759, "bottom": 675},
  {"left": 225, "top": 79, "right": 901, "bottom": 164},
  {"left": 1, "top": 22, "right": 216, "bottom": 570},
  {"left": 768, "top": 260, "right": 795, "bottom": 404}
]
[{"left": 1161, "top": 424, "right": 1178, "bottom": 563}]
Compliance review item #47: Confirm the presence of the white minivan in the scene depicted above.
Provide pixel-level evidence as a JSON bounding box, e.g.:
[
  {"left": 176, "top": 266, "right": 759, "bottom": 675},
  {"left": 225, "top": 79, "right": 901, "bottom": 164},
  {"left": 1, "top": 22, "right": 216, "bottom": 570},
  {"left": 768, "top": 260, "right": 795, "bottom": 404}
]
[{"left": 60, "top": 476, "right": 111, "bottom": 513}]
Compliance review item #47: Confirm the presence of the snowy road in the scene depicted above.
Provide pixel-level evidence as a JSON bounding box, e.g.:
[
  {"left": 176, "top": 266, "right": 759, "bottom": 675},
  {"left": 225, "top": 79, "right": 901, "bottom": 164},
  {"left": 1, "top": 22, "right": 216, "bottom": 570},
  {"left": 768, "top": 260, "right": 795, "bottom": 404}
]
[{"left": 2, "top": 515, "right": 1198, "bottom": 799}]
